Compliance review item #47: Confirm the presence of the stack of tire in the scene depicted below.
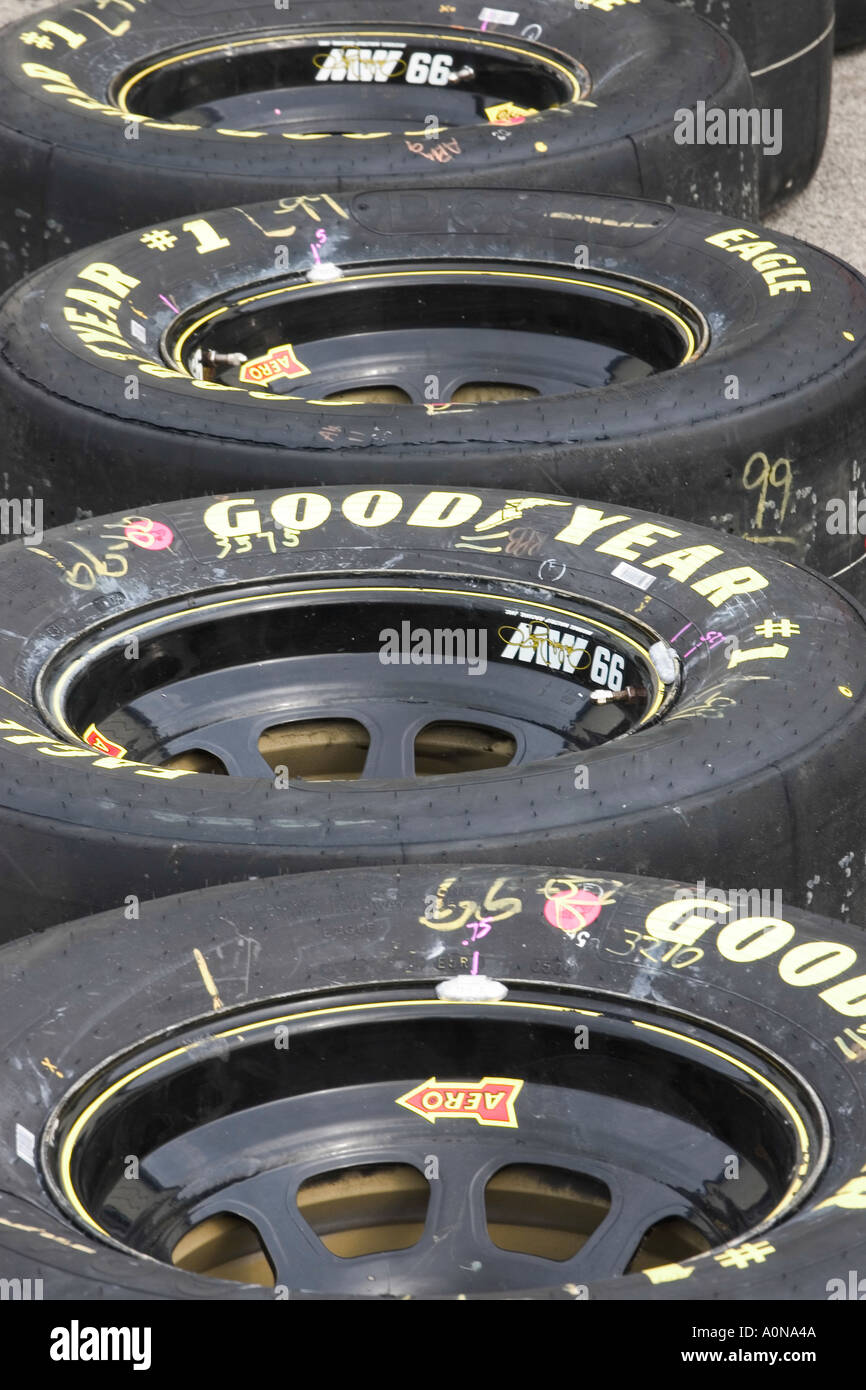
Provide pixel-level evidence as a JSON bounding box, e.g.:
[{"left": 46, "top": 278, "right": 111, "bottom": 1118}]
[{"left": 0, "top": 0, "right": 865, "bottom": 1304}]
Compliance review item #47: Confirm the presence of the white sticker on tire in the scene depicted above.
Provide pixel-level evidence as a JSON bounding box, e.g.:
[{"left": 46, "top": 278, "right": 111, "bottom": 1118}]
[
  {"left": 611, "top": 560, "right": 656, "bottom": 590},
  {"left": 479, "top": 8, "right": 520, "bottom": 24},
  {"left": 314, "top": 46, "right": 455, "bottom": 86},
  {"left": 15, "top": 1123, "right": 35, "bottom": 1167}
]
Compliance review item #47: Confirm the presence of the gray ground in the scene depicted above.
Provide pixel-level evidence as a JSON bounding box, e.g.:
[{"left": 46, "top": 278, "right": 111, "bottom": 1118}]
[
  {"left": 1, "top": 0, "right": 864, "bottom": 270},
  {"left": 766, "top": 45, "right": 866, "bottom": 273}
]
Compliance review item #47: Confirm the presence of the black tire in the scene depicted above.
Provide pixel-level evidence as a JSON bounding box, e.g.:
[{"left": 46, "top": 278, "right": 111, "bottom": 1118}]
[
  {"left": 2, "top": 188, "right": 865, "bottom": 595},
  {"left": 835, "top": 0, "right": 866, "bottom": 49},
  {"left": 668, "top": 0, "right": 834, "bottom": 207},
  {"left": 0, "top": 484, "right": 864, "bottom": 937},
  {"left": 0, "top": 0, "right": 758, "bottom": 289},
  {"left": 2, "top": 864, "right": 866, "bottom": 1300}
]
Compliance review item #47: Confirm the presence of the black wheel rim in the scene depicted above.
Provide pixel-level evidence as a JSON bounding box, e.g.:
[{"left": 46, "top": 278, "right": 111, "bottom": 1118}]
[
  {"left": 44, "top": 984, "right": 828, "bottom": 1296},
  {"left": 37, "top": 576, "right": 675, "bottom": 780},
  {"left": 112, "top": 27, "right": 588, "bottom": 134},
  {"left": 167, "top": 264, "right": 708, "bottom": 404}
]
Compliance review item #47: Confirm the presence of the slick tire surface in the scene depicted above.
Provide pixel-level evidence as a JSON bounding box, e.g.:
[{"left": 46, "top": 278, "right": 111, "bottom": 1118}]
[
  {"left": 0, "top": 486, "right": 864, "bottom": 936},
  {"left": 2, "top": 188, "right": 865, "bottom": 595},
  {"left": 0, "top": 0, "right": 758, "bottom": 288},
  {"left": 1, "top": 866, "right": 866, "bottom": 1299},
  {"left": 668, "top": 0, "right": 834, "bottom": 207}
]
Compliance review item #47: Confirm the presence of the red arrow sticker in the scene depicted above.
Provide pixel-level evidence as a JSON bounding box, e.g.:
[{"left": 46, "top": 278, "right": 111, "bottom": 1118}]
[
  {"left": 395, "top": 1076, "right": 523, "bottom": 1127},
  {"left": 238, "top": 343, "right": 311, "bottom": 386}
]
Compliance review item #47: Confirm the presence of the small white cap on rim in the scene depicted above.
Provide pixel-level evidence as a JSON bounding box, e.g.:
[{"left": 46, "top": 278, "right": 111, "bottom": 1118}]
[
  {"left": 306, "top": 262, "right": 344, "bottom": 282},
  {"left": 649, "top": 640, "right": 679, "bottom": 685},
  {"left": 435, "top": 975, "right": 509, "bottom": 1002}
]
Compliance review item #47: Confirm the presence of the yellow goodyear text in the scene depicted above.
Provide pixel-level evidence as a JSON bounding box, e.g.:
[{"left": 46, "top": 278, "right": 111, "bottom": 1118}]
[
  {"left": 203, "top": 493, "right": 770, "bottom": 609},
  {"left": 0, "top": 717, "right": 192, "bottom": 778},
  {"left": 645, "top": 897, "right": 866, "bottom": 1021},
  {"left": 704, "top": 229, "right": 812, "bottom": 296},
  {"left": 21, "top": 60, "right": 198, "bottom": 130},
  {"left": 63, "top": 261, "right": 141, "bottom": 359},
  {"left": 61, "top": 261, "right": 230, "bottom": 384}
]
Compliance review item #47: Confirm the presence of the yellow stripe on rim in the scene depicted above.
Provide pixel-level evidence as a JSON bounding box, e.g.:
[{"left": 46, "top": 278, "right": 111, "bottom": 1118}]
[
  {"left": 57, "top": 999, "right": 816, "bottom": 1242},
  {"left": 42, "top": 584, "right": 668, "bottom": 740},
  {"left": 115, "top": 30, "right": 583, "bottom": 115},
  {"left": 170, "top": 269, "right": 702, "bottom": 373}
]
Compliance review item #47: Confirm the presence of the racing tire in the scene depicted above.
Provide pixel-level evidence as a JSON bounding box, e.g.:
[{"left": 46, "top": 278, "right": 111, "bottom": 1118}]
[
  {"left": 0, "top": 0, "right": 759, "bottom": 289},
  {"left": 668, "top": 0, "right": 834, "bottom": 207},
  {"left": 0, "top": 484, "right": 863, "bottom": 936},
  {"left": 1, "top": 864, "right": 866, "bottom": 1300},
  {"left": 2, "top": 188, "right": 865, "bottom": 596}
]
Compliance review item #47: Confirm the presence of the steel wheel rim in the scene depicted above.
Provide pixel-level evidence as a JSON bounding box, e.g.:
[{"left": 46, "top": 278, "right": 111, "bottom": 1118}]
[
  {"left": 36, "top": 576, "right": 675, "bottom": 781},
  {"left": 42, "top": 984, "right": 829, "bottom": 1297},
  {"left": 167, "top": 264, "right": 708, "bottom": 404},
  {"left": 112, "top": 27, "right": 588, "bottom": 135}
]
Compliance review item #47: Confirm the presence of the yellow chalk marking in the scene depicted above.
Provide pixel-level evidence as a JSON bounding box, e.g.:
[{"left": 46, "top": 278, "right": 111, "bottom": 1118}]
[{"left": 193, "top": 948, "right": 224, "bottom": 1011}]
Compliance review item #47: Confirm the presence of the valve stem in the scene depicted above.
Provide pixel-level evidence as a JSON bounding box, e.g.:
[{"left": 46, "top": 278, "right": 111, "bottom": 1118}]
[{"left": 590, "top": 686, "right": 648, "bottom": 705}]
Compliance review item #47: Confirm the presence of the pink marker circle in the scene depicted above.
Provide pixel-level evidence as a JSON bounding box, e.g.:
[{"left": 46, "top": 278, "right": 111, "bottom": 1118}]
[
  {"left": 544, "top": 889, "right": 603, "bottom": 932},
  {"left": 124, "top": 520, "right": 174, "bottom": 550}
]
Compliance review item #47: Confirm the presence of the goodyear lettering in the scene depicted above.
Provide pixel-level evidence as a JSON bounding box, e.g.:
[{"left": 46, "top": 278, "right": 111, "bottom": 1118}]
[
  {"left": 341, "top": 489, "right": 404, "bottom": 527},
  {"left": 407, "top": 492, "right": 482, "bottom": 528},
  {"left": 21, "top": 61, "right": 198, "bottom": 130},
  {"left": 65, "top": 289, "right": 123, "bottom": 317},
  {"left": 595, "top": 522, "right": 681, "bottom": 561},
  {"left": 79, "top": 264, "right": 141, "bottom": 298},
  {"left": 201, "top": 493, "right": 770, "bottom": 606},
  {"left": 552, "top": 506, "right": 632, "bottom": 546},
  {"left": 62, "top": 263, "right": 140, "bottom": 359},
  {"left": 203, "top": 498, "right": 263, "bottom": 537},
  {"left": 552, "top": 506, "right": 767, "bottom": 605},
  {"left": 704, "top": 229, "right": 812, "bottom": 296},
  {"left": 643, "top": 545, "right": 725, "bottom": 582},
  {"left": 645, "top": 898, "right": 866, "bottom": 1020},
  {"left": 689, "top": 567, "right": 768, "bottom": 607},
  {"left": 271, "top": 492, "right": 331, "bottom": 531}
]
